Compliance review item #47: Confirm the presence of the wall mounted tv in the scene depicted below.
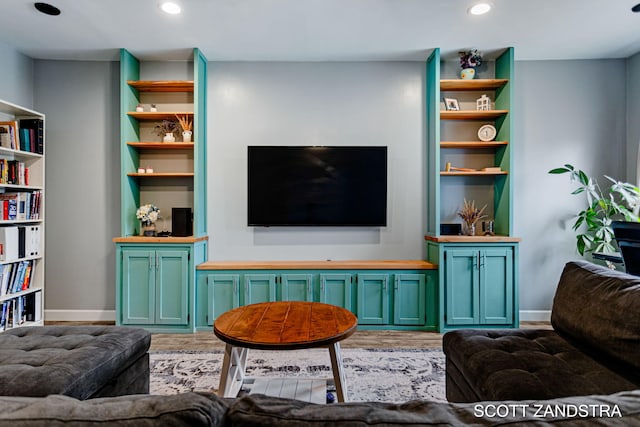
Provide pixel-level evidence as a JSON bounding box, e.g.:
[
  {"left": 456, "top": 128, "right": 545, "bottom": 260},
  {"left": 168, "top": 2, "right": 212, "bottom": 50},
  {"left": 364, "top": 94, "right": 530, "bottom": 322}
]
[{"left": 248, "top": 146, "right": 387, "bottom": 227}]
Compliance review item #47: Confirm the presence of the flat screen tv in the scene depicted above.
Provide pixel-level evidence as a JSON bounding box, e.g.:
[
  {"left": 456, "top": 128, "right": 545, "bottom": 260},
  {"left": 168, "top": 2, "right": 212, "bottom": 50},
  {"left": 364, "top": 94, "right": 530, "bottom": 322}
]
[{"left": 248, "top": 146, "right": 387, "bottom": 226}]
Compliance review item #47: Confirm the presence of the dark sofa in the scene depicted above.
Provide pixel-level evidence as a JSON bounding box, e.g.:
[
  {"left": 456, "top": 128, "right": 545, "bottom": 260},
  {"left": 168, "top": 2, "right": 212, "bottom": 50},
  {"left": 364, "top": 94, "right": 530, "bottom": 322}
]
[{"left": 443, "top": 260, "right": 640, "bottom": 403}]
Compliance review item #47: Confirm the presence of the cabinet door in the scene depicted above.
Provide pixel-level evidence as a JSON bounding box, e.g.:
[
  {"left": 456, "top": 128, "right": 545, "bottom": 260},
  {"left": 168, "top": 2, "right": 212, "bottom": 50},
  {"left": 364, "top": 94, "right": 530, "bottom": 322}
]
[
  {"left": 156, "top": 250, "right": 189, "bottom": 325},
  {"left": 121, "top": 249, "right": 155, "bottom": 325},
  {"left": 444, "top": 249, "right": 479, "bottom": 325},
  {"left": 393, "top": 274, "right": 426, "bottom": 325},
  {"left": 244, "top": 274, "right": 276, "bottom": 305},
  {"left": 207, "top": 274, "right": 240, "bottom": 326},
  {"left": 319, "top": 273, "right": 352, "bottom": 311},
  {"left": 480, "top": 248, "right": 513, "bottom": 325},
  {"left": 280, "top": 274, "right": 313, "bottom": 301},
  {"left": 356, "top": 274, "right": 389, "bottom": 325}
]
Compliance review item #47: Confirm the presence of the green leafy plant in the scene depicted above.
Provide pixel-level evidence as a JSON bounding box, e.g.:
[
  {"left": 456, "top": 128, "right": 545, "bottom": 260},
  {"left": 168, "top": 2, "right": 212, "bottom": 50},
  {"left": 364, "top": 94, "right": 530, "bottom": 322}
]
[{"left": 549, "top": 164, "right": 640, "bottom": 255}]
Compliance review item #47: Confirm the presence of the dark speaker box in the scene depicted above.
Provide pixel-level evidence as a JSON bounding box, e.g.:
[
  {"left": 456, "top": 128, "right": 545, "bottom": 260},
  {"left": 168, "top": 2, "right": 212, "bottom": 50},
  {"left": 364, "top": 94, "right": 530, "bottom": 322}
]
[
  {"left": 172, "top": 208, "right": 193, "bottom": 237},
  {"left": 440, "top": 223, "right": 462, "bottom": 236}
]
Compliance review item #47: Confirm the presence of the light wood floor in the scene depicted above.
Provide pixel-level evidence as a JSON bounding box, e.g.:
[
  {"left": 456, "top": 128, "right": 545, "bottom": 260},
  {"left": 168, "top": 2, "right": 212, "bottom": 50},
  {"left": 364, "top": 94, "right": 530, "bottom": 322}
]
[{"left": 45, "top": 321, "right": 551, "bottom": 352}]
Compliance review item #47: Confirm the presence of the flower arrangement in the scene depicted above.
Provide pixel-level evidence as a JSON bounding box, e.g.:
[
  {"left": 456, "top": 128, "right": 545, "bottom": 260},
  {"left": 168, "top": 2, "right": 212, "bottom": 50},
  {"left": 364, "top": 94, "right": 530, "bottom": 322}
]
[
  {"left": 153, "top": 120, "right": 178, "bottom": 137},
  {"left": 457, "top": 198, "right": 487, "bottom": 234},
  {"left": 136, "top": 203, "right": 160, "bottom": 226},
  {"left": 549, "top": 164, "right": 640, "bottom": 255},
  {"left": 459, "top": 49, "right": 483, "bottom": 70},
  {"left": 175, "top": 114, "right": 192, "bottom": 132}
]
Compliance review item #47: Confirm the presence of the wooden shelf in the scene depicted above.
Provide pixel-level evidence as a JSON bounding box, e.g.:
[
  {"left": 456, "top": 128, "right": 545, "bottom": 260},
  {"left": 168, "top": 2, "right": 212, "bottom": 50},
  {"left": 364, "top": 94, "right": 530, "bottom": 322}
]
[
  {"left": 127, "top": 111, "right": 193, "bottom": 120},
  {"left": 440, "top": 141, "right": 508, "bottom": 148},
  {"left": 440, "top": 110, "right": 508, "bottom": 120},
  {"left": 127, "top": 173, "right": 194, "bottom": 178},
  {"left": 440, "top": 79, "right": 508, "bottom": 91},
  {"left": 441, "top": 171, "right": 508, "bottom": 176},
  {"left": 425, "top": 235, "right": 521, "bottom": 243},
  {"left": 127, "top": 142, "right": 194, "bottom": 149},
  {"left": 128, "top": 80, "right": 194, "bottom": 92},
  {"left": 197, "top": 260, "right": 438, "bottom": 271}
]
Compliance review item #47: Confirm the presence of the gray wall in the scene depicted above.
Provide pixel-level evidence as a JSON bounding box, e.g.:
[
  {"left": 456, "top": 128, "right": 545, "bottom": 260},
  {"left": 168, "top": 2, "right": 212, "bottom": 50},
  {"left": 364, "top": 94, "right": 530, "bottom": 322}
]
[
  {"left": 26, "top": 57, "right": 632, "bottom": 319},
  {"left": 33, "top": 60, "right": 120, "bottom": 317},
  {"left": 208, "top": 62, "right": 425, "bottom": 261},
  {"left": 514, "top": 59, "right": 627, "bottom": 312},
  {"left": 0, "top": 42, "right": 33, "bottom": 108},
  {"left": 628, "top": 52, "right": 640, "bottom": 184}
]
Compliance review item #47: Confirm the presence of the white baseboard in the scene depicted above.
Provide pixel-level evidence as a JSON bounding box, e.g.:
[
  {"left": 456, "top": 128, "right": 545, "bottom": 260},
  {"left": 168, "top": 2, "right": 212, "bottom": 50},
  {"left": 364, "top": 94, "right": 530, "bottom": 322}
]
[
  {"left": 45, "top": 310, "right": 116, "bottom": 322},
  {"left": 519, "top": 310, "right": 551, "bottom": 322}
]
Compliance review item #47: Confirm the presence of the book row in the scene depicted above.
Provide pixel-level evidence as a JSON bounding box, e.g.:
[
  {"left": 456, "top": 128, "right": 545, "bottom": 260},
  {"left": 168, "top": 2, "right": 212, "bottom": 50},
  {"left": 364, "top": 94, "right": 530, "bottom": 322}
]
[
  {"left": 0, "top": 225, "right": 41, "bottom": 262},
  {"left": 0, "top": 159, "right": 29, "bottom": 186},
  {"left": 0, "top": 118, "right": 44, "bottom": 154},
  {"left": 0, "top": 259, "right": 35, "bottom": 297},
  {"left": 0, "top": 292, "right": 41, "bottom": 331},
  {"left": 0, "top": 191, "right": 42, "bottom": 221}
]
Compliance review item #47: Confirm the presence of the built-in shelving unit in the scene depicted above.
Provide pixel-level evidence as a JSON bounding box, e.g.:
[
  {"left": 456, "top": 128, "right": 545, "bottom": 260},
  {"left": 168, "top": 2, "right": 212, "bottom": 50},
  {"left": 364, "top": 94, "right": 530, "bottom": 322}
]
[
  {"left": 114, "top": 48, "right": 208, "bottom": 333},
  {"left": 425, "top": 48, "right": 519, "bottom": 332},
  {"left": 0, "top": 99, "right": 45, "bottom": 330}
]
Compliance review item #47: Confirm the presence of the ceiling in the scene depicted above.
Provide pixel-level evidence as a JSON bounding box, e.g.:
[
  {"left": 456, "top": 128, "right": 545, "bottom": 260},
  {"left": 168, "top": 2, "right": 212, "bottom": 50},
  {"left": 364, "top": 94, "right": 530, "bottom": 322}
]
[{"left": 1, "top": 0, "right": 639, "bottom": 62}]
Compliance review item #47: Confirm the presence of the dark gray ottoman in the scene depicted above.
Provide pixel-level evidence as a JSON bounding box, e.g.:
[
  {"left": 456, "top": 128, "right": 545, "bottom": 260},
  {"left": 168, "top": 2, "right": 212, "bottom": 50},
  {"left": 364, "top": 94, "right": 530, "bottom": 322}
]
[{"left": 0, "top": 326, "right": 151, "bottom": 399}]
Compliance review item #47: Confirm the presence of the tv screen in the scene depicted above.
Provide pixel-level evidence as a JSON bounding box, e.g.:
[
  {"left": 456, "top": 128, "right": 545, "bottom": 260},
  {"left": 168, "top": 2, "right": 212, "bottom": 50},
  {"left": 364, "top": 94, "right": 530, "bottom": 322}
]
[{"left": 248, "top": 146, "right": 387, "bottom": 226}]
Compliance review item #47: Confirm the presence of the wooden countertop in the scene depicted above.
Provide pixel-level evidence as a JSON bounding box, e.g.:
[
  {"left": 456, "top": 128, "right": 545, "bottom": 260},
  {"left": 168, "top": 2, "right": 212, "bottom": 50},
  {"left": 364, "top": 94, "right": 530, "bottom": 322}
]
[
  {"left": 425, "top": 235, "right": 521, "bottom": 243},
  {"left": 197, "top": 259, "right": 437, "bottom": 270},
  {"left": 113, "top": 235, "right": 208, "bottom": 243}
]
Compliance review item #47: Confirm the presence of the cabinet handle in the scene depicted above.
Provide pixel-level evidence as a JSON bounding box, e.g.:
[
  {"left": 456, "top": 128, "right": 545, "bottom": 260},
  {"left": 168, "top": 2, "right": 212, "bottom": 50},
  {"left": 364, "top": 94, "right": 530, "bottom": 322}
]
[
  {"left": 394, "top": 277, "right": 399, "bottom": 292},
  {"left": 477, "top": 253, "right": 480, "bottom": 270},
  {"left": 156, "top": 253, "right": 159, "bottom": 270},
  {"left": 149, "top": 254, "right": 153, "bottom": 271}
]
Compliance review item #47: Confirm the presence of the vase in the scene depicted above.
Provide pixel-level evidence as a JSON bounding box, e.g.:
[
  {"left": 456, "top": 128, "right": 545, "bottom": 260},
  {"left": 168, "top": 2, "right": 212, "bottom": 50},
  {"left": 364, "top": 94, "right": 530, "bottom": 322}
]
[
  {"left": 142, "top": 222, "right": 156, "bottom": 237},
  {"left": 163, "top": 133, "right": 175, "bottom": 143},
  {"left": 460, "top": 68, "right": 476, "bottom": 80},
  {"left": 462, "top": 222, "right": 476, "bottom": 236},
  {"left": 182, "top": 131, "right": 192, "bottom": 143}
]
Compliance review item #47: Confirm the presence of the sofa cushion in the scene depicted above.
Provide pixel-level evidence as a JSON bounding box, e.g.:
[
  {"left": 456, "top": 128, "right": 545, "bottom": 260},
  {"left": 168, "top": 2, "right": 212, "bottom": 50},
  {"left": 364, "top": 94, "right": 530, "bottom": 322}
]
[
  {"left": 226, "top": 391, "right": 640, "bottom": 426},
  {"left": 0, "top": 392, "right": 228, "bottom": 427},
  {"left": 0, "top": 326, "right": 151, "bottom": 399},
  {"left": 442, "top": 329, "right": 638, "bottom": 402},
  {"left": 551, "top": 261, "right": 640, "bottom": 376}
]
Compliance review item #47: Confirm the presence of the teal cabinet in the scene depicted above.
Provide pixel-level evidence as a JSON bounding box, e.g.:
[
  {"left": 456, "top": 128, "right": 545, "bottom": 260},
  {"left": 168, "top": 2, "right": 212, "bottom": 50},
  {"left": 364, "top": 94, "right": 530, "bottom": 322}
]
[
  {"left": 206, "top": 274, "right": 240, "bottom": 326},
  {"left": 244, "top": 274, "right": 277, "bottom": 304},
  {"left": 319, "top": 273, "right": 353, "bottom": 311},
  {"left": 393, "top": 274, "right": 427, "bottom": 325},
  {"left": 442, "top": 245, "right": 515, "bottom": 328},
  {"left": 280, "top": 274, "right": 313, "bottom": 301},
  {"left": 356, "top": 274, "right": 389, "bottom": 325},
  {"left": 121, "top": 248, "right": 189, "bottom": 326}
]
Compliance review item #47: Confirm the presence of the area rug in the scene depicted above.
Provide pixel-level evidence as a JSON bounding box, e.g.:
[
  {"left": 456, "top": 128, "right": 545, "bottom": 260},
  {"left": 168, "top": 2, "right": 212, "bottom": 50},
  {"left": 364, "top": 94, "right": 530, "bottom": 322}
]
[{"left": 150, "top": 348, "right": 446, "bottom": 403}]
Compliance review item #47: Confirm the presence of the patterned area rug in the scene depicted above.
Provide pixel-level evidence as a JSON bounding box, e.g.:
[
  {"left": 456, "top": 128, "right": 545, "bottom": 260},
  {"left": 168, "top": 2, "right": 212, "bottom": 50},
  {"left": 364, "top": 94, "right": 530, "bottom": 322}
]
[{"left": 150, "top": 348, "right": 446, "bottom": 403}]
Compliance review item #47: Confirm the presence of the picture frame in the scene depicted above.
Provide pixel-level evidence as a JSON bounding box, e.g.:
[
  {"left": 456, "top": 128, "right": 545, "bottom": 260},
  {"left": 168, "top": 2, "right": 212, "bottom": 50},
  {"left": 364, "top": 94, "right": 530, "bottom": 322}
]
[
  {"left": 0, "top": 121, "right": 17, "bottom": 150},
  {"left": 444, "top": 98, "right": 460, "bottom": 111}
]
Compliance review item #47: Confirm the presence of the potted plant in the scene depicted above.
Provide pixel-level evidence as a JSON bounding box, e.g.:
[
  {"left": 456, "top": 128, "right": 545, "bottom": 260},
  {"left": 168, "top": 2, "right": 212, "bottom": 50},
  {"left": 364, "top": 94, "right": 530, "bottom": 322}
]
[
  {"left": 549, "top": 164, "right": 640, "bottom": 256},
  {"left": 459, "top": 49, "right": 483, "bottom": 80},
  {"left": 175, "top": 114, "right": 193, "bottom": 142},
  {"left": 153, "top": 120, "right": 178, "bottom": 142},
  {"left": 457, "top": 198, "right": 487, "bottom": 236},
  {"left": 136, "top": 203, "right": 160, "bottom": 236}
]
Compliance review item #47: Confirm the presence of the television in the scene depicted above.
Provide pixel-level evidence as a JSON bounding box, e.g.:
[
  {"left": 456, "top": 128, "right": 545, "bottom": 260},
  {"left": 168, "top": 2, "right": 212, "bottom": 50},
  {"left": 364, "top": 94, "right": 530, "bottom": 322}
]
[{"left": 248, "top": 146, "right": 387, "bottom": 227}]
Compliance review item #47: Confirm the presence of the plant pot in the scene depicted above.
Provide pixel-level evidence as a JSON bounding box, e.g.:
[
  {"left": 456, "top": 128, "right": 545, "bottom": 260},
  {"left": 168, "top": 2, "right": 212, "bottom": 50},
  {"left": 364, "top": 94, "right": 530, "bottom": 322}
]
[
  {"left": 462, "top": 223, "right": 476, "bottom": 236},
  {"left": 460, "top": 68, "right": 476, "bottom": 80},
  {"left": 163, "top": 133, "right": 175, "bottom": 143},
  {"left": 182, "top": 131, "right": 192, "bottom": 143}
]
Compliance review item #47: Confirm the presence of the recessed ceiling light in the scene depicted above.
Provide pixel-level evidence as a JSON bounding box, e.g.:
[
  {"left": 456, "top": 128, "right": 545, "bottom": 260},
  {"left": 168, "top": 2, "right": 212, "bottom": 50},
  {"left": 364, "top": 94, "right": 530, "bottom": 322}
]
[
  {"left": 160, "top": 2, "right": 181, "bottom": 14},
  {"left": 34, "top": 2, "right": 61, "bottom": 16},
  {"left": 468, "top": 2, "right": 492, "bottom": 15},
  {"left": 633, "top": 3, "right": 640, "bottom": 13}
]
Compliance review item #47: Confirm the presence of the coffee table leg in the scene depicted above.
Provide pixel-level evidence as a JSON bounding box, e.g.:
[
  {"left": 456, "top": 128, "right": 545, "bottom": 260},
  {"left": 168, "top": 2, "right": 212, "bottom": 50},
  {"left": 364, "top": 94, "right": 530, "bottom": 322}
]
[
  {"left": 328, "top": 342, "right": 348, "bottom": 402},
  {"left": 218, "top": 344, "right": 249, "bottom": 398}
]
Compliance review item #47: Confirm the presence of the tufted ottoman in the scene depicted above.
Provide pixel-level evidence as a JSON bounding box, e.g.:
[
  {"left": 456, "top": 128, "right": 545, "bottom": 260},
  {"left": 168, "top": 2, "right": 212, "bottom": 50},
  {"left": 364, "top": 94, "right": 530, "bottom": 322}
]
[
  {"left": 0, "top": 326, "right": 151, "bottom": 399},
  {"left": 443, "top": 261, "right": 640, "bottom": 403}
]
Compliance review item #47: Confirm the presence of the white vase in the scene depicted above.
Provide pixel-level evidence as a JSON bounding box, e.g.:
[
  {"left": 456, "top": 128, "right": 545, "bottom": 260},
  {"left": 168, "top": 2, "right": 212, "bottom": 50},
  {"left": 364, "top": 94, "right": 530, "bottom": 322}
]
[
  {"left": 460, "top": 68, "right": 476, "bottom": 80},
  {"left": 163, "top": 133, "right": 175, "bottom": 143},
  {"left": 182, "top": 131, "right": 192, "bottom": 143}
]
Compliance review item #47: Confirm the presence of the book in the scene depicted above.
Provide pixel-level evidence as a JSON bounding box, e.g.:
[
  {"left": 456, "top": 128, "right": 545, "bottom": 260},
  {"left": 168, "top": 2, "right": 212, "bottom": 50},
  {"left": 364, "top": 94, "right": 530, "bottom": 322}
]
[
  {"left": 19, "top": 119, "right": 44, "bottom": 154},
  {"left": 0, "top": 226, "right": 19, "bottom": 261},
  {"left": 21, "top": 260, "right": 32, "bottom": 290},
  {"left": 18, "top": 128, "right": 29, "bottom": 152}
]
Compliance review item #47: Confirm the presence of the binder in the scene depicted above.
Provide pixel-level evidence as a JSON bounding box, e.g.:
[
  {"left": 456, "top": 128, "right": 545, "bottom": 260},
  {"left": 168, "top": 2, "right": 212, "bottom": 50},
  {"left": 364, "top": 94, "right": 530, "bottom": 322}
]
[{"left": 0, "top": 226, "right": 19, "bottom": 261}]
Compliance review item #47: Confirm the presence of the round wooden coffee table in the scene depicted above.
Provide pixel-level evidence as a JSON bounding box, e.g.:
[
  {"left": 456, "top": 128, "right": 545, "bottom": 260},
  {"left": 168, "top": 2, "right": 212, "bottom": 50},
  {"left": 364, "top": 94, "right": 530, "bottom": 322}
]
[{"left": 214, "top": 301, "right": 358, "bottom": 402}]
